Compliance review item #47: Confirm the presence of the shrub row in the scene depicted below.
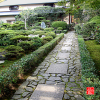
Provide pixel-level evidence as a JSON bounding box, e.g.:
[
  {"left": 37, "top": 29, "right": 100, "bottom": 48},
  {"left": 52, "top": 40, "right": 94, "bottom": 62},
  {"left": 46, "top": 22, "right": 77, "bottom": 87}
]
[
  {"left": 78, "top": 35, "right": 100, "bottom": 100},
  {"left": 51, "top": 21, "right": 68, "bottom": 30},
  {"left": 0, "top": 33, "right": 64, "bottom": 94}
]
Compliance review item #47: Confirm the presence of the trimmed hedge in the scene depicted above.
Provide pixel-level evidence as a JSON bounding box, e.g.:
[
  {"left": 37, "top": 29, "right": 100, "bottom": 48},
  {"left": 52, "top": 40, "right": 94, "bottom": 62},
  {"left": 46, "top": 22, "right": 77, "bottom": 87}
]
[
  {"left": 0, "top": 33, "right": 64, "bottom": 94},
  {"left": 44, "top": 28, "right": 54, "bottom": 31},
  {"left": 78, "top": 35, "right": 100, "bottom": 100},
  {"left": 51, "top": 21, "right": 67, "bottom": 30}
]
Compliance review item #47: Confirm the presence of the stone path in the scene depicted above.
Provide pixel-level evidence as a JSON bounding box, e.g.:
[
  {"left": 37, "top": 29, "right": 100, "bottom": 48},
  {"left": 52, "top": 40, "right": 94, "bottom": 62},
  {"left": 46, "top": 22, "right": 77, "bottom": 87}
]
[{"left": 11, "top": 31, "right": 85, "bottom": 100}]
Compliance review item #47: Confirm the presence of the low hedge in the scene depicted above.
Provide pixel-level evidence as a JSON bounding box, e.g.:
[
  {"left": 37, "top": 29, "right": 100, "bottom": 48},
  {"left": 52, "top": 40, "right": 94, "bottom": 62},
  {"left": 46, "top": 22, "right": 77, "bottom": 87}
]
[
  {"left": 78, "top": 35, "right": 100, "bottom": 100},
  {"left": 0, "top": 33, "right": 64, "bottom": 94}
]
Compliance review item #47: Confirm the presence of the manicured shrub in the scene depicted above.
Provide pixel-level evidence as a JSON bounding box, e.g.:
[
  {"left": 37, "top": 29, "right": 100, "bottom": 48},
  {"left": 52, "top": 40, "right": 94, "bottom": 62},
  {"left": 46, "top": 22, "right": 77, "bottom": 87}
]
[
  {"left": 31, "top": 37, "right": 43, "bottom": 50},
  {"left": 0, "top": 33, "right": 16, "bottom": 46},
  {"left": 0, "top": 28, "right": 5, "bottom": 30},
  {"left": 78, "top": 35, "right": 100, "bottom": 100},
  {"left": 34, "top": 31, "right": 45, "bottom": 35},
  {"left": 44, "top": 28, "right": 54, "bottom": 31},
  {"left": 62, "top": 30, "right": 67, "bottom": 33},
  {"left": 0, "top": 31, "right": 9, "bottom": 38},
  {"left": 1, "top": 23, "right": 11, "bottom": 29},
  {"left": 0, "top": 33, "right": 64, "bottom": 95},
  {"left": 51, "top": 21, "right": 67, "bottom": 29},
  {"left": 11, "top": 21, "right": 25, "bottom": 30},
  {"left": 32, "top": 26, "right": 41, "bottom": 29},
  {"left": 46, "top": 32, "right": 56, "bottom": 38},
  {"left": 74, "top": 24, "right": 82, "bottom": 34},
  {"left": 57, "top": 27, "right": 63, "bottom": 30},
  {"left": 10, "top": 35, "right": 29, "bottom": 45},
  {"left": 17, "top": 41, "right": 32, "bottom": 51},
  {"left": 5, "top": 45, "right": 24, "bottom": 59},
  {"left": 82, "top": 22, "right": 96, "bottom": 36},
  {"left": 89, "top": 15, "right": 100, "bottom": 25},
  {"left": 42, "top": 36, "right": 53, "bottom": 42},
  {"left": 55, "top": 30, "right": 61, "bottom": 34}
]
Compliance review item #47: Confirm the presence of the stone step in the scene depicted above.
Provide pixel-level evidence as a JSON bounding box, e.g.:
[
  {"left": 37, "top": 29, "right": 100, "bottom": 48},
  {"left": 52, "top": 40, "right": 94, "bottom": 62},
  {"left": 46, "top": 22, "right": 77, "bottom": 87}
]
[{"left": 29, "top": 84, "right": 65, "bottom": 100}]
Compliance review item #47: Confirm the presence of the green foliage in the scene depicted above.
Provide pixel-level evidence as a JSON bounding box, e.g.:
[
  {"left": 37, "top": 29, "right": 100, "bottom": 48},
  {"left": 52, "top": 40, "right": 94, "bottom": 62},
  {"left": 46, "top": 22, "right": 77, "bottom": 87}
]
[
  {"left": 52, "top": 21, "right": 67, "bottom": 30},
  {"left": 0, "top": 33, "right": 64, "bottom": 95},
  {"left": 1, "top": 23, "right": 11, "bottom": 29},
  {"left": 46, "top": 32, "right": 56, "bottom": 38},
  {"left": 31, "top": 37, "right": 43, "bottom": 50},
  {"left": 11, "top": 21, "right": 25, "bottom": 30},
  {"left": 78, "top": 35, "right": 100, "bottom": 100},
  {"left": 0, "top": 28, "right": 5, "bottom": 30},
  {"left": 57, "top": 27, "right": 63, "bottom": 30},
  {"left": 74, "top": 24, "right": 82, "bottom": 34},
  {"left": 62, "top": 30, "right": 67, "bottom": 33},
  {"left": 85, "top": 40, "right": 100, "bottom": 71},
  {"left": 17, "top": 41, "right": 32, "bottom": 51},
  {"left": 42, "top": 36, "right": 53, "bottom": 42},
  {"left": 0, "top": 33, "right": 16, "bottom": 46},
  {"left": 10, "top": 35, "right": 28, "bottom": 41},
  {"left": 44, "top": 28, "right": 54, "bottom": 31},
  {"left": 89, "top": 15, "right": 100, "bottom": 25},
  {"left": 32, "top": 26, "right": 41, "bottom": 29},
  {"left": 10, "top": 35, "right": 29, "bottom": 45},
  {"left": 5, "top": 45, "right": 24, "bottom": 59},
  {"left": 82, "top": 22, "right": 96, "bottom": 35},
  {"left": 75, "top": 22, "right": 96, "bottom": 36},
  {"left": 34, "top": 31, "right": 45, "bottom": 35}
]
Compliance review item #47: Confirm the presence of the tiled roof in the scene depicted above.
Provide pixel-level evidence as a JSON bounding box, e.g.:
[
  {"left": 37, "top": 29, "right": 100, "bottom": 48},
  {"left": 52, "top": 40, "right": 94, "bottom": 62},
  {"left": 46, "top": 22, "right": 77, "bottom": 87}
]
[{"left": 0, "top": 0, "right": 61, "bottom": 7}]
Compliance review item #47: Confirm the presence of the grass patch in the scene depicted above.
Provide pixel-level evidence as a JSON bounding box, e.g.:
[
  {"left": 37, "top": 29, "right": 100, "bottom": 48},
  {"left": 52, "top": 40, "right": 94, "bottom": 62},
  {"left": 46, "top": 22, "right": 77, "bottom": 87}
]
[
  {"left": 85, "top": 40, "right": 100, "bottom": 74},
  {"left": 78, "top": 35, "right": 100, "bottom": 100}
]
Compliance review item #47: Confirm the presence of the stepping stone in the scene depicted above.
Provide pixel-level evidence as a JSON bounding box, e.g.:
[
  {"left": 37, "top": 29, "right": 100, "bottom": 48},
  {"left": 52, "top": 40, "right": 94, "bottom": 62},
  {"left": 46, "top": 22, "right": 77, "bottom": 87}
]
[
  {"left": 63, "top": 42, "right": 72, "bottom": 45},
  {"left": 46, "top": 63, "right": 68, "bottom": 74},
  {"left": 61, "top": 47, "right": 71, "bottom": 51},
  {"left": 29, "top": 84, "right": 65, "bottom": 100},
  {"left": 56, "top": 53, "right": 70, "bottom": 59}
]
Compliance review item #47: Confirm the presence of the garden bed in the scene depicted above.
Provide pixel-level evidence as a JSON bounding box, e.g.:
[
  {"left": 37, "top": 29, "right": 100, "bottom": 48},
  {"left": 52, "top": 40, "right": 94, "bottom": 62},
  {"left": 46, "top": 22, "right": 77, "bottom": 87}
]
[
  {"left": 0, "top": 33, "right": 64, "bottom": 98},
  {"left": 78, "top": 35, "right": 100, "bottom": 100}
]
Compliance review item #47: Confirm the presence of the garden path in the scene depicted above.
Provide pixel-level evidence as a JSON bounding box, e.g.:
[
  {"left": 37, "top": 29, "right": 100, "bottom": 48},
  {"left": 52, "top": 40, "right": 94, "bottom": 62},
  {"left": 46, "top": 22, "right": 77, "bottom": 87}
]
[{"left": 11, "top": 31, "right": 85, "bottom": 100}]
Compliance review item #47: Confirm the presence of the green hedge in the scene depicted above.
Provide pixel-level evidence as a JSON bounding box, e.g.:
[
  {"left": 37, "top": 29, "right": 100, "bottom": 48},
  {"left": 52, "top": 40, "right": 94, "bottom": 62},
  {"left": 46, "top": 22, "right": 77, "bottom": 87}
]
[
  {"left": 0, "top": 33, "right": 64, "bottom": 94},
  {"left": 78, "top": 35, "right": 100, "bottom": 100},
  {"left": 51, "top": 21, "right": 67, "bottom": 30}
]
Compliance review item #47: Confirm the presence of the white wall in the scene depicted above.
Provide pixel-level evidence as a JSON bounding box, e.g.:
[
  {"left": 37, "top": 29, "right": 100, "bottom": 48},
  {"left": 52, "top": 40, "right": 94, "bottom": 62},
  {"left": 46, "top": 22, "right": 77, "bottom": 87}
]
[
  {"left": 19, "top": 4, "right": 43, "bottom": 10},
  {"left": 0, "top": 4, "right": 43, "bottom": 12},
  {"left": 0, "top": 16, "right": 15, "bottom": 23},
  {"left": 0, "top": 6, "right": 9, "bottom": 11}
]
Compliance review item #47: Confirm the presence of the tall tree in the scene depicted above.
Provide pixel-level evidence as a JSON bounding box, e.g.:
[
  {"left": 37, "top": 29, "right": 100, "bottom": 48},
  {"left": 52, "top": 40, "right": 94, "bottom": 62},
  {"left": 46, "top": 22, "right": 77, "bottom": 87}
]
[{"left": 17, "top": 8, "right": 36, "bottom": 29}]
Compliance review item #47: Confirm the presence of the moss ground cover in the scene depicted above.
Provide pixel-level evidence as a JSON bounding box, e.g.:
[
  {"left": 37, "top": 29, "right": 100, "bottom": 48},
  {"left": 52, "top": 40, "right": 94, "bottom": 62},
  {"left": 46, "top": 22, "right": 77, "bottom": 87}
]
[
  {"left": 85, "top": 40, "right": 100, "bottom": 75},
  {"left": 78, "top": 35, "right": 100, "bottom": 100}
]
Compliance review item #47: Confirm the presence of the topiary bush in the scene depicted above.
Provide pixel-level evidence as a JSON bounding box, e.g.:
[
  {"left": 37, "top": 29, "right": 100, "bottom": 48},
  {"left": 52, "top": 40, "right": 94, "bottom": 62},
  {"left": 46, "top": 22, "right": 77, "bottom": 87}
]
[
  {"left": 11, "top": 21, "right": 25, "bottom": 30},
  {"left": 42, "top": 36, "right": 53, "bottom": 42},
  {"left": 51, "top": 21, "right": 67, "bottom": 30},
  {"left": 0, "top": 33, "right": 16, "bottom": 46},
  {"left": 32, "top": 26, "right": 41, "bottom": 29},
  {"left": 17, "top": 41, "right": 31, "bottom": 50},
  {"left": 34, "top": 31, "right": 45, "bottom": 35},
  {"left": 1, "top": 23, "right": 11, "bottom": 29},
  {"left": 62, "top": 30, "right": 67, "bottom": 33},
  {"left": 46, "top": 32, "right": 56, "bottom": 38},
  {"left": 0, "top": 33, "right": 64, "bottom": 96},
  {"left": 44, "top": 28, "right": 54, "bottom": 31},
  {"left": 31, "top": 37, "right": 43, "bottom": 50},
  {"left": 10, "top": 35, "right": 29, "bottom": 45},
  {"left": 5, "top": 45, "right": 24, "bottom": 59},
  {"left": 57, "top": 27, "right": 63, "bottom": 30}
]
